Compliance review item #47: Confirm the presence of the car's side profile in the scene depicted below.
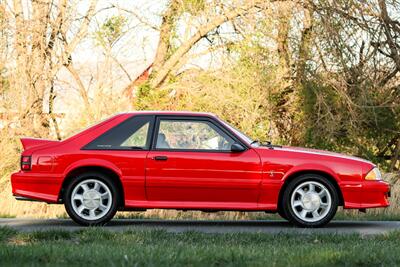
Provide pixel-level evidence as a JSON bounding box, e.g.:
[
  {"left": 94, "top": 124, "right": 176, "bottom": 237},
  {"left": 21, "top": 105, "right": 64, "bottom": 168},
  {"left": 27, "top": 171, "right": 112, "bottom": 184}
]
[{"left": 11, "top": 111, "right": 390, "bottom": 227}]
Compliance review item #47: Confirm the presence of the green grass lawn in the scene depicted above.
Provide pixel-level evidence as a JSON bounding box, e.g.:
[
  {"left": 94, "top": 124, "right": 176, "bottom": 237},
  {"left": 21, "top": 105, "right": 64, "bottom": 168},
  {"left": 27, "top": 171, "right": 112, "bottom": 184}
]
[{"left": 0, "top": 227, "right": 400, "bottom": 267}]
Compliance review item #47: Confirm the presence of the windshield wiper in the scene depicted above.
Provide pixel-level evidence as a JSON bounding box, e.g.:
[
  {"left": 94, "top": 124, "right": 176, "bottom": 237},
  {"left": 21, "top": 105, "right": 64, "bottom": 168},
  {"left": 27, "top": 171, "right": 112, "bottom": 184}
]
[
  {"left": 261, "top": 141, "right": 282, "bottom": 149},
  {"left": 250, "top": 140, "right": 282, "bottom": 149}
]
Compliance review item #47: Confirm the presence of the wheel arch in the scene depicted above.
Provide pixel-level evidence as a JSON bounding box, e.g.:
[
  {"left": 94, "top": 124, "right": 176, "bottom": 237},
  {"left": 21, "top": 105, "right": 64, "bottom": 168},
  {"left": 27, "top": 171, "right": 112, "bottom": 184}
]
[
  {"left": 59, "top": 165, "right": 125, "bottom": 207},
  {"left": 277, "top": 169, "right": 344, "bottom": 212}
]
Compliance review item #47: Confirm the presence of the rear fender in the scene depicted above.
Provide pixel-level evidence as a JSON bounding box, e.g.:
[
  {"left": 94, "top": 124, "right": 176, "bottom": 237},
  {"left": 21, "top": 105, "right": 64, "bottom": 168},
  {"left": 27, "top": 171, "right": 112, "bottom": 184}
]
[{"left": 63, "top": 159, "right": 123, "bottom": 178}]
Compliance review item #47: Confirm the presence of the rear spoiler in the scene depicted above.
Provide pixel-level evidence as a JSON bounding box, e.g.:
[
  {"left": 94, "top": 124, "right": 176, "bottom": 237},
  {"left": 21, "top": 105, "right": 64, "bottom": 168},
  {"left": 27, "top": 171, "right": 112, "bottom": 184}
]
[{"left": 20, "top": 138, "right": 59, "bottom": 150}]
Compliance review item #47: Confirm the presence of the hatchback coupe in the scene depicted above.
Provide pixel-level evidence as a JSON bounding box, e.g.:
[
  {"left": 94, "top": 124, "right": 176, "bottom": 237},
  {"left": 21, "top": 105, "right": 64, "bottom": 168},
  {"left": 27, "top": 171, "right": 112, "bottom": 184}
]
[{"left": 11, "top": 111, "right": 390, "bottom": 227}]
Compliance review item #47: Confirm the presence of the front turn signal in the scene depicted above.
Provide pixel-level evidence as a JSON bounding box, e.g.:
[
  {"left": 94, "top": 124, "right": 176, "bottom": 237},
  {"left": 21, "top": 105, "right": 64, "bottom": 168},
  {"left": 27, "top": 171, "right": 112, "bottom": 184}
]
[{"left": 365, "top": 167, "right": 382, "bottom": 181}]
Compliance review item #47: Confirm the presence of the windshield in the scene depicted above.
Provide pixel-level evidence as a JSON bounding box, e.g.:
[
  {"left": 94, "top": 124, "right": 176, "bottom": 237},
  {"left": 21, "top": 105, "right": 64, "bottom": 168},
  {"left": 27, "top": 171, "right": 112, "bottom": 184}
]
[{"left": 220, "top": 120, "right": 254, "bottom": 145}]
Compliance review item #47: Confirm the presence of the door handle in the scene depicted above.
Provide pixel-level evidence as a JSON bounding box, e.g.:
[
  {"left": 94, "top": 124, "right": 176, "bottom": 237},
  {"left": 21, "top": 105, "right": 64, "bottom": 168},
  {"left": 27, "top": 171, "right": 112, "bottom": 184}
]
[{"left": 153, "top": 156, "right": 168, "bottom": 161}]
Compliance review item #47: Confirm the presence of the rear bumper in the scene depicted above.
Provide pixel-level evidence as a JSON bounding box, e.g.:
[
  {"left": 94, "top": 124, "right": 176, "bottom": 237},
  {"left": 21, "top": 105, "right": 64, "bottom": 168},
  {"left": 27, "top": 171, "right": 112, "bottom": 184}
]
[
  {"left": 11, "top": 171, "right": 62, "bottom": 203},
  {"left": 342, "top": 180, "right": 390, "bottom": 209}
]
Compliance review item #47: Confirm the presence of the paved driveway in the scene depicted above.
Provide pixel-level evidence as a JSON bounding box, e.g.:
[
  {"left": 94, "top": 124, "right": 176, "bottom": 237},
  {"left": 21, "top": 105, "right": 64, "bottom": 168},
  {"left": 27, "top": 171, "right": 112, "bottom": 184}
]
[{"left": 1, "top": 218, "right": 399, "bottom": 235}]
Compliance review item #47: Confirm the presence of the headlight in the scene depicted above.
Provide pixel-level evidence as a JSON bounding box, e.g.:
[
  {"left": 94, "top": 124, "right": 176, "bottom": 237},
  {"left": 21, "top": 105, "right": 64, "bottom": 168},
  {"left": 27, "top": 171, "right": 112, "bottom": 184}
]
[{"left": 365, "top": 167, "right": 382, "bottom": 181}]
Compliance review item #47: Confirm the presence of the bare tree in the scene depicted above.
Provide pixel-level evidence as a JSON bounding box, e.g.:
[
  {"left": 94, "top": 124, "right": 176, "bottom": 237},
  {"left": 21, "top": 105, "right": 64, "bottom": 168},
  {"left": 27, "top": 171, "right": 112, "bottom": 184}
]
[{"left": 8, "top": 0, "right": 97, "bottom": 138}]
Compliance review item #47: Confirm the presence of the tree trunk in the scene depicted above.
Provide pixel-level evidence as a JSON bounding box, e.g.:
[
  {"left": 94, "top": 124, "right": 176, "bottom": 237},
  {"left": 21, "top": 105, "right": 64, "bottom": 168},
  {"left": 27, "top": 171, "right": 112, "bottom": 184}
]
[
  {"left": 152, "top": 0, "right": 180, "bottom": 71},
  {"left": 277, "top": 6, "right": 291, "bottom": 72},
  {"left": 296, "top": 5, "right": 314, "bottom": 84},
  {"left": 390, "top": 138, "right": 400, "bottom": 172},
  {"left": 48, "top": 82, "right": 62, "bottom": 140}
]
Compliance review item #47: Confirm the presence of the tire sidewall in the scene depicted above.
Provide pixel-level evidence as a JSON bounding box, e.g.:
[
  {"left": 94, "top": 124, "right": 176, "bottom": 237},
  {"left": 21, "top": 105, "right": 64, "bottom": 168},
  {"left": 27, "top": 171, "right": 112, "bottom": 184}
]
[
  {"left": 283, "top": 174, "right": 339, "bottom": 227},
  {"left": 277, "top": 207, "right": 288, "bottom": 220},
  {"left": 64, "top": 172, "right": 118, "bottom": 226}
]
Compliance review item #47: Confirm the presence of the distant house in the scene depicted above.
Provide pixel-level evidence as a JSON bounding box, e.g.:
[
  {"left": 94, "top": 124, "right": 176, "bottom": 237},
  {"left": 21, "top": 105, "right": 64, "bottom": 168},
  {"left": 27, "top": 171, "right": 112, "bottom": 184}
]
[{"left": 123, "top": 63, "right": 153, "bottom": 98}]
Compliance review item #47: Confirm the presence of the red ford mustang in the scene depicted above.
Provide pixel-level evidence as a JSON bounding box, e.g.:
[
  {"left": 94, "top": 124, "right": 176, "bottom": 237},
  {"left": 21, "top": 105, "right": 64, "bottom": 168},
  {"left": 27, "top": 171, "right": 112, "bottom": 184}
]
[{"left": 11, "top": 111, "right": 390, "bottom": 227}]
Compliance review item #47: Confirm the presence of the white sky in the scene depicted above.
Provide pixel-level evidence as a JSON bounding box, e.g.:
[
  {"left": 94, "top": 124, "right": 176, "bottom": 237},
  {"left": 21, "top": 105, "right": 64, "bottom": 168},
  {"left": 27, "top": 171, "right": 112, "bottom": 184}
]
[{"left": 73, "top": 0, "right": 165, "bottom": 69}]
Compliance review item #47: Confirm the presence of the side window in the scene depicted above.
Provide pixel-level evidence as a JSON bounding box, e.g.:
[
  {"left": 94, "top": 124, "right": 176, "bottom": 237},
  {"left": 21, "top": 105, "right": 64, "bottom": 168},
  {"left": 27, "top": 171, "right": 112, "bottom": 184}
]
[
  {"left": 155, "top": 119, "right": 235, "bottom": 151},
  {"left": 84, "top": 116, "right": 153, "bottom": 150}
]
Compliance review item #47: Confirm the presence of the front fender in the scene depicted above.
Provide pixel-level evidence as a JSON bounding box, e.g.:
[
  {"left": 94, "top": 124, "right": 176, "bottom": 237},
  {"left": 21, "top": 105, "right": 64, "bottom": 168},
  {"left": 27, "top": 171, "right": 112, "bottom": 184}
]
[{"left": 282, "top": 163, "right": 341, "bottom": 183}]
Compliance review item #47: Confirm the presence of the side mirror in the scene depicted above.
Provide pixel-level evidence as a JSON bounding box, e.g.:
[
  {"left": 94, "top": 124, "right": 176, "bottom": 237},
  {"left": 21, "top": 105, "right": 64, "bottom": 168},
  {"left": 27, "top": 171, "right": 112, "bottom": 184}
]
[{"left": 231, "top": 143, "right": 246, "bottom": 152}]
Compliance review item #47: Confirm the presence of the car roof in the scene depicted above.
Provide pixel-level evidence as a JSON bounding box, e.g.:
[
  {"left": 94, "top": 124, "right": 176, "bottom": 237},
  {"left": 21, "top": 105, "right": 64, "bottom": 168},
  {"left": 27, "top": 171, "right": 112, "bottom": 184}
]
[{"left": 123, "top": 111, "right": 218, "bottom": 118}]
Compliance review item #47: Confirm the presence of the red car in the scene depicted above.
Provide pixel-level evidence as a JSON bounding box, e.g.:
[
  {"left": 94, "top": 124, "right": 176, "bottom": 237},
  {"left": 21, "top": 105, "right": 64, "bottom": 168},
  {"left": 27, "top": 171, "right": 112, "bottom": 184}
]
[{"left": 11, "top": 111, "right": 390, "bottom": 227}]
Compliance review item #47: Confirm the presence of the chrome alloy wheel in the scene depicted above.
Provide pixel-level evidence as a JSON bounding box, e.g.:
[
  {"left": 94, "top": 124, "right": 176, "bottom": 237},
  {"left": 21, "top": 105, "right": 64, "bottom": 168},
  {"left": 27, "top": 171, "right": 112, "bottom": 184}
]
[
  {"left": 290, "top": 181, "right": 332, "bottom": 222},
  {"left": 71, "top": 179, "right": 112, "bottom": 221}
]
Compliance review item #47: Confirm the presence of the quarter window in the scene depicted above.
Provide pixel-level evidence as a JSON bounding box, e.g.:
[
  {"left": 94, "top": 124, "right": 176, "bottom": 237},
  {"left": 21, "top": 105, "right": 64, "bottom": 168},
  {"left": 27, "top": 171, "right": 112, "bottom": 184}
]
[
  {"left": 84, "top": 116, "right": 153, "bottom": 150},
  {"left": 121, "top": 123, "right": 149, "bottom": 147},
  {"left": 155, "top": 119, "right": 235, "bottom": 151}
]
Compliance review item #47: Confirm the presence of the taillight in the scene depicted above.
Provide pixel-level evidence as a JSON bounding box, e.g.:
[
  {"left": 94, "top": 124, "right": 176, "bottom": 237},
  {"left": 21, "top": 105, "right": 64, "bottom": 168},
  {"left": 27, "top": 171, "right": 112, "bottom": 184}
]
[{"left": 20, "top": 156, "right": 31, "bottom": 171}]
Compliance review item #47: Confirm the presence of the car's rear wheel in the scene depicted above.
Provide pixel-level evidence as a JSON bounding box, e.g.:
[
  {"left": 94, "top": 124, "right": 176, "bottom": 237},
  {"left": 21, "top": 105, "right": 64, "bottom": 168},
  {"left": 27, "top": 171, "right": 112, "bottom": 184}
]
[
  {"left": 64, "top": 172, "right": 118, "bottom": 226},
  {"left": 282, "top": 174, "right": 338, "bottom": 227}
]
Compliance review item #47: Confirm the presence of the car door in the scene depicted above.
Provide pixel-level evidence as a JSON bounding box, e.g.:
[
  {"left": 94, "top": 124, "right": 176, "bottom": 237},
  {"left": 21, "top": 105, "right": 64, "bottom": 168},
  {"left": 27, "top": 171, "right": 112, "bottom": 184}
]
[{"left": 145, "top": 116, "right": 262, "bottom": 206}]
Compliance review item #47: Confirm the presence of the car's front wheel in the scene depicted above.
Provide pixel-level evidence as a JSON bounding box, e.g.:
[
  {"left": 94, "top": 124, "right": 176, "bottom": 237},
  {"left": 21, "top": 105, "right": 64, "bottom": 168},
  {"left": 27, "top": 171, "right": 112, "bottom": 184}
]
[
  {"left": 282, "top": 174, "right": 339, "bottom": 227},
  {"left": 64, "top": 172, "right": 118, "bottom": 226}
]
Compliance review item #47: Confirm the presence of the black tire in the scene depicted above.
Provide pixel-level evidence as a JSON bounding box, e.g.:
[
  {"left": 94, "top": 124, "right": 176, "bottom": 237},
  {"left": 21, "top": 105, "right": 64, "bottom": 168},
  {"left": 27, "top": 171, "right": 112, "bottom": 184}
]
[
  {"left": 282, "top": 174, "right": 339, "bottom": 228},
  {"left": 64, "top": 172, "right": 119, "bottom": 226},
  {"left": 277, "top": 208, "right": 288, "bottom": 220}
]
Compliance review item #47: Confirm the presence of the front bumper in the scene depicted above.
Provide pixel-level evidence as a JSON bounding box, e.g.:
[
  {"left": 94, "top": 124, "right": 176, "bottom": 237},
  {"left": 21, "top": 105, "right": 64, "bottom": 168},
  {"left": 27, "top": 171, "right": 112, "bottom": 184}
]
[
  {"left": 359, "top": 180, "right": 390, "bottom": 208},
  {"left": 342, "top": 180, "right": 390, "bottom": 209},
  {"left": 11, "top": 171, "right": 62, "bottom": 203}
]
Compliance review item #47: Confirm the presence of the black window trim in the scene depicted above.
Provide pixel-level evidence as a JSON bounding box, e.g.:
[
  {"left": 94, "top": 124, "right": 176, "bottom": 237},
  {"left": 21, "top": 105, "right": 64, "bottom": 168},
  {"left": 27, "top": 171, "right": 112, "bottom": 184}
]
[
  {"left": 151, "top": 115, "right": 249, "bottom": 153},
  {"left": 81, "top": 115, "right": 156, "bottom": 151}
]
